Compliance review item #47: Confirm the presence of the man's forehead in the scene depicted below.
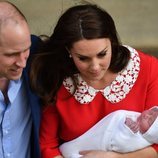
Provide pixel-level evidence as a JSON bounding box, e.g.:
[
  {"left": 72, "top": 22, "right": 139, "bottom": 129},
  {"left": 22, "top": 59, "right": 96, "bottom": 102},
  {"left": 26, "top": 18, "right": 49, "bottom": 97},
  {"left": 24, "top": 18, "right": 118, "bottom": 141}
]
[
  {"left": 0, "top": 21, "right": 24, "bottom": 45},
  {"left": 0, "top": 2, "right": 16, "bottom": 23},
  {"left": 0, "top": 1, "right": 25, "bottom": 31}
]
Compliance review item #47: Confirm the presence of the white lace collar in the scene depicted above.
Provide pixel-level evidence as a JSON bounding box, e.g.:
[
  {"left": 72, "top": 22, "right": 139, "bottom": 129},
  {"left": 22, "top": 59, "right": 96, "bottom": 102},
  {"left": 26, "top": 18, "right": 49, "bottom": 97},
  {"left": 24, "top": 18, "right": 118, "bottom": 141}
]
[{"left": 63, "top": 46, "right": 140, "bottom": 104}]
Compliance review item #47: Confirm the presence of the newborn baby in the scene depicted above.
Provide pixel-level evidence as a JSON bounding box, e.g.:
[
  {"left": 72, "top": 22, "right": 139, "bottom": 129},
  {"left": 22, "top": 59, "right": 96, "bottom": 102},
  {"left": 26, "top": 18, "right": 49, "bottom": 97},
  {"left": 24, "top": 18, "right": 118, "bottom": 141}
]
[
  {"left": 125, "top": 107, "right": 158, "bottom": 133},
  {"left": 59, "top": 106, "right": 158, "bottom": 158}
]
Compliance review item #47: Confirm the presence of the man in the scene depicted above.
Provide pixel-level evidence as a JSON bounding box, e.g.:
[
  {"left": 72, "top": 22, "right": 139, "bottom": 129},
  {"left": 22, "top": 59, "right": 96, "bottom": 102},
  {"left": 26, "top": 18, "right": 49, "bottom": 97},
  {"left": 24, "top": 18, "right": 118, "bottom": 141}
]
[{"left": 0, "top": 1, "right": 41, "bottom": 158}]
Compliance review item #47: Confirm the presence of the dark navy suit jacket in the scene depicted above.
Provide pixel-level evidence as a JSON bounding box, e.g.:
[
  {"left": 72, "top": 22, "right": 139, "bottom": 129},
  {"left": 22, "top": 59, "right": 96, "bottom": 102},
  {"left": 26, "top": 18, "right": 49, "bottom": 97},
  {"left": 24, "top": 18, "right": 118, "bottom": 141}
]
[
  {"left": 23, "top": 70, "right": 41, "bottom": 158},
  {"left": 22, "top": 35, "right": 42, "bottom": 158}
]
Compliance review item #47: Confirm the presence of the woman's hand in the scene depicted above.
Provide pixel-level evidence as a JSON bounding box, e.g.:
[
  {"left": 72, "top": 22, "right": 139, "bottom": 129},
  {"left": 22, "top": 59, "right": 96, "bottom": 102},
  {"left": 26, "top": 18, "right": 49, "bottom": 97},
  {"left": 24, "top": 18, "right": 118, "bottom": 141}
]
[
  {"left": 79, "top": 147, "right": 158, "bottom": 158},
  {"left": 79, "top": 150, "right": 121, "bottom": 158},
  {"left": 54, "top": 155, "right": 64, "bottom": 158}
]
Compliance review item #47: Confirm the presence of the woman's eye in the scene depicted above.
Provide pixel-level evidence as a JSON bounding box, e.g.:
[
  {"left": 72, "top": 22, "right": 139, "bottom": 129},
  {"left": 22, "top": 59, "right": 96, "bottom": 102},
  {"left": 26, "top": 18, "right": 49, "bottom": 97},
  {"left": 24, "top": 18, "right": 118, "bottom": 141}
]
[
  {"left": 79, "top": 56, "right": 88, "bottom": 61},
  {"left": 97, "top": 51, "right": 107, "bottom": 58}
]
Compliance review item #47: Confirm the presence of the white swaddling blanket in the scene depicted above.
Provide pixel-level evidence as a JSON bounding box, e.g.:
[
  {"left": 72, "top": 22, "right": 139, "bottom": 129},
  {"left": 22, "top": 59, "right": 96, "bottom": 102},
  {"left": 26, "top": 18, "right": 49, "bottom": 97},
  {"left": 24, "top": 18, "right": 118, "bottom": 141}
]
[{"left": 60, "top": 109, "right": 158, "bottom": 158}]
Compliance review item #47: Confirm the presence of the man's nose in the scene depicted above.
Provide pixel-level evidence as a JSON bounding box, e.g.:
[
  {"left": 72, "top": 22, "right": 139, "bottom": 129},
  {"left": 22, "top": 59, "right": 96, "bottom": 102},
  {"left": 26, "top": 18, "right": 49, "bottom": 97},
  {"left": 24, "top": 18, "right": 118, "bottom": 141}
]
[{"left": 15, "top": 51, "right": 29, "bottom": 68}]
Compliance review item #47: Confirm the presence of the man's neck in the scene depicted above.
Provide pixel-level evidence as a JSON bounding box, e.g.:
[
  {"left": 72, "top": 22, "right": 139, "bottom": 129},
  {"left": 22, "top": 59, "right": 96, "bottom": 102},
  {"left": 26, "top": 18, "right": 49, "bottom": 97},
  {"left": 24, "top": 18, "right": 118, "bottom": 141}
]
[
  {"left": 0, "top": 77, "right": 9, "bottom": 94},
  {"left": 0, "top": 77, "right": 10, "bottom": 104}
]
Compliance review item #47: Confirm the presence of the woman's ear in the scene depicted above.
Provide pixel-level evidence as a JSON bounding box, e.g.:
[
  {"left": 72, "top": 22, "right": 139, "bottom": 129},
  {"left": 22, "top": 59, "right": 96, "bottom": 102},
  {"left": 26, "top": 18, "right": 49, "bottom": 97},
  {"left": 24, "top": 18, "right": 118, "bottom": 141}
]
[{"left": 65, "top": 47, "right": 72, "bottom": 58}]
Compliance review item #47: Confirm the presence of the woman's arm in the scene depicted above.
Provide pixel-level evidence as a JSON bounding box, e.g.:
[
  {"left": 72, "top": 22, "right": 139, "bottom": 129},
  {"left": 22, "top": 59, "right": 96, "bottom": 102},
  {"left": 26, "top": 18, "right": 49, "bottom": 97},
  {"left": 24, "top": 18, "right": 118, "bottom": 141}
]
[
  {"left": 40, "top": 105, "right": 62, "bottom": 158},
  {"left": 54, "top": 156, "right": 64, "bottom": 158},
  {"left": 79, "top": 146, "right": 158, "bottom": 158}
]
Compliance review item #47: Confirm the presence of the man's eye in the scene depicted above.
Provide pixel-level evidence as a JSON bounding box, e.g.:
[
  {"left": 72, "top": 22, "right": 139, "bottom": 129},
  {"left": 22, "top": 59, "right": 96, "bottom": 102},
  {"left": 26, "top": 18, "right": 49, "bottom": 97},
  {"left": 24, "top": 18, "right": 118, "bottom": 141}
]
[
  {"left": 5, "top": 53, "right": 19, "bottom": 57},
  {"left": 5, "top": 54, "right": 14, "bottom": 57}
]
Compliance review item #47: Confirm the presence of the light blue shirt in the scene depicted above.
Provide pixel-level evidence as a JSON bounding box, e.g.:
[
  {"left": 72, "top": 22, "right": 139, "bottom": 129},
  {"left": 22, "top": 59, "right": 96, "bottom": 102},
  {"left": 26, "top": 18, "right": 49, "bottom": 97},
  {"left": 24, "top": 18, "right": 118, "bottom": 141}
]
[{"left": 0, "top": 78, "right": 32, "bottom": 158}]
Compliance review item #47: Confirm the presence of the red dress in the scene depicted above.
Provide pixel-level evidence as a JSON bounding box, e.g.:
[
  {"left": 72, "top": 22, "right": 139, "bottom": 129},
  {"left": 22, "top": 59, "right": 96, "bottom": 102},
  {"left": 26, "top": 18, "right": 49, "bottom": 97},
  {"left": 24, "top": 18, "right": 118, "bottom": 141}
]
[{"left": 40, "top": 46, "right": 158, "bottom": 157}]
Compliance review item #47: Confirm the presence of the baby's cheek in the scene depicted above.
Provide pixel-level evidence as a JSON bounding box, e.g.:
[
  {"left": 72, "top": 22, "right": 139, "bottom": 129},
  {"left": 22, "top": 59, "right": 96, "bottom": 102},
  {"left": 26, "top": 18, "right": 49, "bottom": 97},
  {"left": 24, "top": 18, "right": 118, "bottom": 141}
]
[
  {"left": 148, "top": 118, "right": 155, "bottom": 127},
  {"left": 139, "top": 121, "right": 149, "bottom": 133}
]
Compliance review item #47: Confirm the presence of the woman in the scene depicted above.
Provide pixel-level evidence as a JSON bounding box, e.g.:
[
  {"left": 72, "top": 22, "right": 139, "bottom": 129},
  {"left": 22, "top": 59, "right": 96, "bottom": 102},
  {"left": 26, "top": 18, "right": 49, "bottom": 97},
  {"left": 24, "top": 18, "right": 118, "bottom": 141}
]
[{"left": 30, "top": 4, "right": 158, "bottom": 158}]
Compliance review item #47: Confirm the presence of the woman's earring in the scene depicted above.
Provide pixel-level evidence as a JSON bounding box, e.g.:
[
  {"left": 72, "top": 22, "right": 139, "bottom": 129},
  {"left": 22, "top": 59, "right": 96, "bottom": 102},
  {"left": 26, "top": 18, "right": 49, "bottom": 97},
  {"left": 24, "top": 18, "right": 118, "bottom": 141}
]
[
  {"left": 65, "top": 47, "right": 72, "bottom": 58},
  {"left": 69, "top": 54, "right": 72, "bottom": 58}
]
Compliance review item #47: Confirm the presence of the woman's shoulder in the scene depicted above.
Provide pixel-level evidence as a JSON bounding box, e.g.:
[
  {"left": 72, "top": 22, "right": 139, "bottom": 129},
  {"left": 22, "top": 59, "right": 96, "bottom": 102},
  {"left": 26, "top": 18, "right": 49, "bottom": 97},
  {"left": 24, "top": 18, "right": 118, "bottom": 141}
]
[
  {"left": 136, "top": 48, "right": 158, "bottom": 64},
  {"left": 57, "top": 83, "right": 73, "bottom": 100},
  {"left": 125, "top": 45, "right": 158, "bottom": 72},
  {"left": 137, "top": 49, "right": 158, "bottom": 74}
]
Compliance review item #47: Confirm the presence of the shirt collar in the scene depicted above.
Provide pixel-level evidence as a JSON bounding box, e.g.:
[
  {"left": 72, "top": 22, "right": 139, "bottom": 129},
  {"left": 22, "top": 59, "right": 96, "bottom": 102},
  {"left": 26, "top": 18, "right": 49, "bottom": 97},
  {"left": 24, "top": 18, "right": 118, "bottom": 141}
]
[{"left": 7, "top": 78, "right": 22, "bottom": 103}]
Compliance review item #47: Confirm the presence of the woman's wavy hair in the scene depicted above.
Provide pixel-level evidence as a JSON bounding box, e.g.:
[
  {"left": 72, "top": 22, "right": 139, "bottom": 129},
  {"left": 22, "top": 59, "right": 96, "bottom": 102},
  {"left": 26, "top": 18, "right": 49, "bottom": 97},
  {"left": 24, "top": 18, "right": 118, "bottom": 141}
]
[{"left": 30, "top": 4, "right": 130, "bottom": 105}]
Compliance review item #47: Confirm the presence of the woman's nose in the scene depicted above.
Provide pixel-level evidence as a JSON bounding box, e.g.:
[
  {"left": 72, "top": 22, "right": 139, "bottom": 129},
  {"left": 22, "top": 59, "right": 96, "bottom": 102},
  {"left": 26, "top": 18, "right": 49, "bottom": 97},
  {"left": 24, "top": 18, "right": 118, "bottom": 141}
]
[{"left": 89, "top": 60, "right": 100, "bottom": 71}]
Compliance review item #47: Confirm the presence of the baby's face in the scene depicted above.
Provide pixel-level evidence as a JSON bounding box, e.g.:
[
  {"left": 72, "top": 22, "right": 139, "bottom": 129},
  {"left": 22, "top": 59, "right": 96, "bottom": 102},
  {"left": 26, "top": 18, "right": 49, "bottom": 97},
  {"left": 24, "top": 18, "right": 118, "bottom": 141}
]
[{"left": 138, "top": 108, "right": 158, "bottom": 133}]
